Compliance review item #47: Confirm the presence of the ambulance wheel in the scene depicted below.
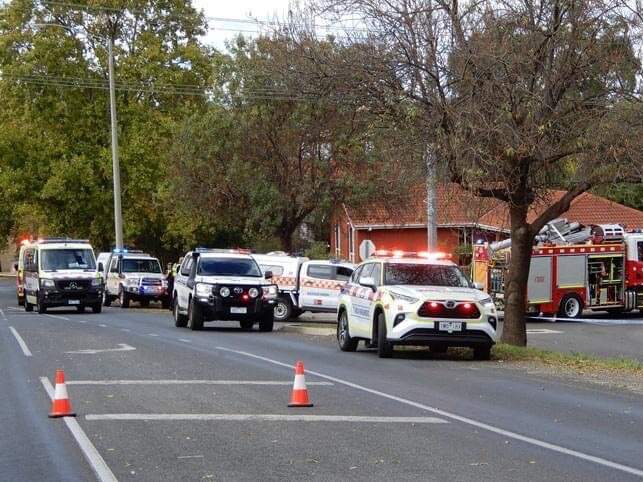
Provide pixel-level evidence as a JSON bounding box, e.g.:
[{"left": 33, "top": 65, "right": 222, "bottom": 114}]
[
  {"left": 173, "top": 297, "right": 187, "bottom": 327},
  {"left": 337, "top": 310, "right": 358, "bottom": 352},
  {"left": 273, "top": 297, "right": 292, "bottom": 322},
  {"left": 558, "top": 294, "right": 583, "bottom": 319},
  {"left": 36, "top": 293, "right": 47, "bottom": 314},
  {"left": 376, "top": 312, "right": 394, "bottom": 358}
]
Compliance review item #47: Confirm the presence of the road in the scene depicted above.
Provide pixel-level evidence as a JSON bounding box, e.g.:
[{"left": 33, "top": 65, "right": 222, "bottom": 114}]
[{"left": 1, "top": 279, "right": 642, "bottom": 481}]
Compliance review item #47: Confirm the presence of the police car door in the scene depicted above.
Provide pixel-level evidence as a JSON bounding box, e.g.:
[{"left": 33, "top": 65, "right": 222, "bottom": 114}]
[
  {"left": 175, "top": 256, "right": 193, "bottom": 310},
  {"left": 350, "top": 262, "right": 376, "bottom": 334},
  {"left": 107, "top": 256, "right": 120, "bottom": 295}
]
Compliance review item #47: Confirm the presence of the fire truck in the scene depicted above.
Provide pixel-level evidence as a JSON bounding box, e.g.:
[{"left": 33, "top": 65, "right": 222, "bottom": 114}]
[{"left": 472, "top": 221, "right": 643, "bottom": 318}]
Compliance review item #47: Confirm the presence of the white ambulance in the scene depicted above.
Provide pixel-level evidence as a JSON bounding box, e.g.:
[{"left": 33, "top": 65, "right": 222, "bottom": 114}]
[{"left": 252, "top": 253, "right": 354, "bottom": 321}]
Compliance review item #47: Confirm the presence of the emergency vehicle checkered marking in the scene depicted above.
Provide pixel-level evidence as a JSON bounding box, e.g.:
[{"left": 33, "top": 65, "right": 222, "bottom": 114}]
[
  {"left": 301, "top": 279, "right": 347, "bottom": 290},
  {"left": 271, "top": 276, "right": 297, "bottom": 287}
]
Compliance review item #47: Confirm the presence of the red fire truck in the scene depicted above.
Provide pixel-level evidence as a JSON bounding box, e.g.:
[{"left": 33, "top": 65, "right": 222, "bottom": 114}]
[{"left": 472, "top": 224, "right": 643, "bottom": 318}]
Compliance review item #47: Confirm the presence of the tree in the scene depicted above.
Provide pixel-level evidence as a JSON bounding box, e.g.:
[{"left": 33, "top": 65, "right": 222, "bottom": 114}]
[
  {"left": 0, "top": 0, "right": 212, "bottom": 257},
  {"left": 316, "top": 0, "right": 643, "bottom": 345},
  {"left": 163, "top": 31, "right": 417, "bottom": 252}
]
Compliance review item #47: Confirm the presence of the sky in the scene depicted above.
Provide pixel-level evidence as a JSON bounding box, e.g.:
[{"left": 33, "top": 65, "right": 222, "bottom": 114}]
[{"left": 191, "top": 0, "right": 294, "bottom": 50}]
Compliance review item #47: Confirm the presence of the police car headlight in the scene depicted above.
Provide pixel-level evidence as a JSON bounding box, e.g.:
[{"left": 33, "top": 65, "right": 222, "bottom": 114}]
[
  {"left": 388, "top": 291, "right": 419, "bottom": 304},
  {"left": 248, "top": 287, "right": 260, "bottom": 298},
  {"left": 91, "top": 278, "right": 101, "bottom": 287},
  {"left": 196, "top": 283, "right": 213, "bottom": 297},
  {"left": 219, "top": 286, "right": 231, "bottom": 297},
  {"left": 41, "top": 279, "right": 55, "bottom": 288}
]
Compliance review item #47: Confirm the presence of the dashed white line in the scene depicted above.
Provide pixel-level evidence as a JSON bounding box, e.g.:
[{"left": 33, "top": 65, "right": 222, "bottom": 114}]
[
  {"left": 40, "top": 377, "right": 117, "bottom": 482},
  {"left": 46, "top": 314, "right": 69, "bottom": 321},
  {"left": 67, "top": 380, "right": 333, "bottom": 386},
  {"left": 98, "top": 324, "right": 107, "bottom": 328},
  {"left": 86, "top": 414, "right": 447, "bottom": 423},
  {"left": 178, "top": 338, "right": 191, "bottom": 343},
  {"left": 148, "top": 333, "right": 159, "bottom": 337},
  {"left": 79, "top": 320, "right": 87, "bottom": 324},
  {"left": 120, "top": 328, "right": 130, "bottom": 332},
  {"left": 0, "top": 308, "right": 7, "bottom": 320},
  {"left": 9, "top": 326, "right": 32, "bottom": 356},
  {"left": 215, "top": 346, "right": 643, "bottom": 478}
]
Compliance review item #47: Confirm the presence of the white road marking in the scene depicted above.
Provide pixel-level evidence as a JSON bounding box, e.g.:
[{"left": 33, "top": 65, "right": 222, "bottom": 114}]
[
  {"left": 0, "top": 308, "right": 7, "bottom": 320},
  {"left": 86, "top": 414, "right": 446, "bottom": 423},
  {"left": 120, "top": 328, "right": 130, "bottom": 332},
  {"left": 98, "top": 324, "right": 107, "bottom": 328},
  {"left": 527, "top": 329, "right": 563, "bottom": 334},
  {"left": 148, "top": 333, "right": 159, "bottom": 337},
  {"left": 178, "top": 455, "right": 203, "bottom": 459},
  {"left": 6, "top": 306, "right": 22, "bottom": 311},
  {"left": 79, "top": 320, "right": 87, "bottom": 324},
  {"left": 9, "top": 326, "right": 32, "bottom": 356},
  {"left": 215, "top": 346, "right": 643, "bottom": 478},
  {"left": 178, "top": 338, "right": 191, "bottom": 343},
  {"left": 65, "top": 343, "right": 136, "bottom": 355},
  {"left": 46, "top": 314, "right": 69, "bottom": 321},
  {"left": 40, "top": 377, "right": 117, "bottom": 482},
  {"left": 67, "top": 380, "right": 333, "bottom": 386}
]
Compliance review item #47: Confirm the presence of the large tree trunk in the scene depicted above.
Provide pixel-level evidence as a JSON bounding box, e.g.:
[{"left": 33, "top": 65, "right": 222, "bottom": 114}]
[{"left": 500, "top": 204, "right": 533, "bottom": 346}]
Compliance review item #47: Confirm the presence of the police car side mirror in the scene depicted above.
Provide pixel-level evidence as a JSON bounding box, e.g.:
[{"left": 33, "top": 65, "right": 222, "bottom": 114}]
[
  {"left": 359, "top": 276, "right": 377, "bottom": 292},
  {"left": 472, "top": 282, "right": 484, "bottom": 291},
  {"left": 264, "top": 270, "right": 273, "bottom": 279}
]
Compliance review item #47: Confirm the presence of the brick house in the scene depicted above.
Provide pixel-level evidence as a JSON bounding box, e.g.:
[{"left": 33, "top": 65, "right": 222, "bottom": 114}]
[{"left": 331, "top": 184, "right": 643, "bottom": 263}]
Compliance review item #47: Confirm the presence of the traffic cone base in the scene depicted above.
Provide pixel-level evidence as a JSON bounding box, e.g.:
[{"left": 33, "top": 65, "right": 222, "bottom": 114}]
[
  {"left": 288, "top": 360, "right": 314, "bottom": 407},
  {"left": 49, "top": 369, "right": 76, "bottom": 418}
]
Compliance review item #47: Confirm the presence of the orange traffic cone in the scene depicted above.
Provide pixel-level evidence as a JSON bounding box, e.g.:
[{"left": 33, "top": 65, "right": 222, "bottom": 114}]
[
  {"left": 288, "top": 360, "right": 313, "bottom": 407},
  {"left": 49, "top": 369, "right": 76, "bottom": 418}
]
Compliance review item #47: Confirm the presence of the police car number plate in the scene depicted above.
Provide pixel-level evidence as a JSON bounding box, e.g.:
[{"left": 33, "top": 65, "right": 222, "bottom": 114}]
[
  {"left": 230, "top": 307, "right": 247, "bottom": 314},
  {"left": 438, "top": 321, "right": 462, "bottom": 332},
  {"left": 68, "top": 300, "right": 80, "bottom": 305}
]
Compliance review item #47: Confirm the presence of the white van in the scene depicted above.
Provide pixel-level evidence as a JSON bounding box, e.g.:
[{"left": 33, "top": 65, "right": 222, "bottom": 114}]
[
  {"left": 21, "top": 238, "right": 103, "bottom": 314},
  {"left": 252, "top": 254, "right": 354, "bottom": 321}
]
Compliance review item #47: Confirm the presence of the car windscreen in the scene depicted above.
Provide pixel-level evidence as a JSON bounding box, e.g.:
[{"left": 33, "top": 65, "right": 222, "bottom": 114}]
[
  {"left": 41, "top": 249, "right": 96, "bottom": 271},
  {"left": 122, "top": 259, "right": 162, "bottom": 273},
  {"left": 198, "top": 257, "right": 263, "bottom": 277},
  {"left": 384, "top": 263, "right": 470, "bottom": 287}
]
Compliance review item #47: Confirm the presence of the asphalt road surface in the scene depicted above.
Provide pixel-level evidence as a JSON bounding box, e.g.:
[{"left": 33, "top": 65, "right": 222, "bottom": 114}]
[{"left": 1, "top": 279, "right": 642, "bottom": 481}]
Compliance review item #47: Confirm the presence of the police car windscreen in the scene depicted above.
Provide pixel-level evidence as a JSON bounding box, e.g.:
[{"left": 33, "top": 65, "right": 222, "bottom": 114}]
[
  {"left": 384, "top": 263, "right": 470, "bottom": 287},
  {"left": 41, "top": 249, "right": 96, "bottom": 271},
  {"left": 198, "top": 258, "right": 262, "bottom": 277},
  {"left": 122, "top": 259, "right": 162, "bottom": 273}
]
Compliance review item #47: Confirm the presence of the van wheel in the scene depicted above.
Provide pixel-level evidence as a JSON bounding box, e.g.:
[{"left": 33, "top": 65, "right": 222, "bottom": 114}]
[
  {"left": 558, "top": 293, "right": 583, "bottom": 319},
  {"left": 36, "top": 293, "right": 47, "bottom": 314},
  {"left": 377, "top": 312, "right": 393, "bottom": 358},
  {"left": 273, "top": 297, "right": 293, "bottom": 322},
  {"left": 174, "top": 297, "right": 188, "bottom": 327}
]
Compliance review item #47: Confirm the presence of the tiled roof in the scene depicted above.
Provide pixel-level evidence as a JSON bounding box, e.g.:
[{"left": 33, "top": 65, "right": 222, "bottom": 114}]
[{"left": 345, "top": 186, "right": 643, "bottom": 231}]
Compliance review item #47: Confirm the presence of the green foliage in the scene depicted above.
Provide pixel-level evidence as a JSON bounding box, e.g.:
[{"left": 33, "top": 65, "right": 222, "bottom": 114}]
[{"left": 304, "top": 241, "right": 331, "bottom": 260}]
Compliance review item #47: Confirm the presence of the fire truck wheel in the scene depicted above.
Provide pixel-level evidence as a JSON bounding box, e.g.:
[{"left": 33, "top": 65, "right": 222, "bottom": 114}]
[
  {"left": 273, "top": 297, "right": 293, "bottom": 322},
  {"left": 558, "top": 293, "right": 583, "bottom": 319}
]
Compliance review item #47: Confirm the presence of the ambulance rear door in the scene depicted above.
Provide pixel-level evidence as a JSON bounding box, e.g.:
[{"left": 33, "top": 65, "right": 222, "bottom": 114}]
[{"left": 298, "top": 261, "right": 354, "bottom": 312}]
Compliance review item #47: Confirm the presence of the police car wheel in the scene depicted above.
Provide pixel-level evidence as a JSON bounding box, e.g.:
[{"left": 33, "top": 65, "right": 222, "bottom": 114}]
[
  {"left": 376, "top": 312, "right": 393, "bottom": 358},
  {"left": 140, "top": 299, "right": 150, "bottom": 308},
  {"left": 240, "top": 320, "right": 254, "bottom": 331},
  {"left": 119, "top": 288, "right": 130, "bottom": 308},
  {"left": 188, "top": 299, "right": 204, "bottom": 330},
  {"left": 337, "top": 310, "right": 358, "bottom": 352},
  {"left": 273, "top": 298, "right": 292, "bottom": 322},
  {"left": 173, "top": 297, "right": 188, "bottom": 327},
  {"left": 473, "top": 345, "right": 491, "bottom": 361},
  {"left": 258, "top": 312, "right": 274, "bottom": 332}
]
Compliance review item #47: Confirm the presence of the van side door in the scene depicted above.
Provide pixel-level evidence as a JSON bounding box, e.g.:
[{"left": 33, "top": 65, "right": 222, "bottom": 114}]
[{"left": 299, "top": 262, "right": 353, "bottom": 311}]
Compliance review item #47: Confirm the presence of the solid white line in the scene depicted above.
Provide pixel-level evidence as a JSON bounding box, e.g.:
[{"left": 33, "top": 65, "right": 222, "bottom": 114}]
[
  {"left": 67, "top": 380, "right": 333, "bottom": 386},
  {"left": 0, "top": 308, "right": 7, "bottom": 320},
  {"left": 40, "top": 378, "right": 117, "bottom": 482},
  {"left": 6, "top": 306, "right": 22, "bottom": 311},
  {"left": 45, "top": 314, "right": 69, "bottom": 321},
  {"left": 9, "top": 326, "right": 32, "bottom": 357},
  {"left": 215, "top": 346, "right": 643, "bottom": 478},
  {"left": 86, "top": 414, "right": 447, "bottom": 423}
]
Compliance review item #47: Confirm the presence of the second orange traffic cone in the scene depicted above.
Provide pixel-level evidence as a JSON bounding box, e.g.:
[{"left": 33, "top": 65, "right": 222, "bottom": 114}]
[
  {"left": 49, "top": 369, "right": 76, "bottom": 418},
  {"left": 288, "top": 360, "right": 313, "bottom": 407}
]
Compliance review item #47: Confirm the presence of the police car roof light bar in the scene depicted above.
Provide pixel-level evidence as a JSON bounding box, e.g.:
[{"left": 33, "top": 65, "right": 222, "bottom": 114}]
[
  {"left": 36, "top": 237, "right": 90, "bottom": 244},
  {"left": 372, "top": 249, "right": 451, "bottom": 260}
]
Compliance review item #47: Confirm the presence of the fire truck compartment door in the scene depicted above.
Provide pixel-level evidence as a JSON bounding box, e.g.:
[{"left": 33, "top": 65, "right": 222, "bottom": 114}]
[
  {"left": 528, "top": 256, "right": 552, "bottom": 303},
  {"left": 556, "top": 255, "right": 587, "bottom": 287}
]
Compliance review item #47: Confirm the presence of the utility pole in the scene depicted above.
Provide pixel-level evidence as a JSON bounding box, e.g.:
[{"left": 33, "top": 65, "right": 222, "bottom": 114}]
[
  {"left": 425, "top": 145, "right": 438, "bottom": 251},
  {"left": 108, "top": 36, "right": 123, "bottom": 249}
]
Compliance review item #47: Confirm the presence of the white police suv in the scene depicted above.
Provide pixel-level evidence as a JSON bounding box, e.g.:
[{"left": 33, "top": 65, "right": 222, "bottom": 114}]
[
  {"left": 336, "top": 250, "right": 497, "bottom": 359},
  {"left": 172, "top": 248, "right": 278, "bottom": 331}
]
